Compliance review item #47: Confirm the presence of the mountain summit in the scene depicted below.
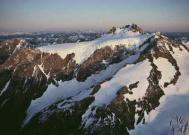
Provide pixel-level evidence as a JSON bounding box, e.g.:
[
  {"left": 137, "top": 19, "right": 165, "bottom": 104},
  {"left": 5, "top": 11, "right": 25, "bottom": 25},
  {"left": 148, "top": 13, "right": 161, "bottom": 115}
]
[
  {"left": 108, "top": 24, "right": 143, "bottom": 34},
  {"left": 0, "top": 25, "right": 189, "bottom": 135}
]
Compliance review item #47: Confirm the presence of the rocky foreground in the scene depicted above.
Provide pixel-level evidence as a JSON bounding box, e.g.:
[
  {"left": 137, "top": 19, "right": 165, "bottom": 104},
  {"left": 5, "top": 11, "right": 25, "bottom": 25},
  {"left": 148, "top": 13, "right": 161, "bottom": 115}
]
[{"left": 0, "top": 24, "right": 189, "bottom": 135}]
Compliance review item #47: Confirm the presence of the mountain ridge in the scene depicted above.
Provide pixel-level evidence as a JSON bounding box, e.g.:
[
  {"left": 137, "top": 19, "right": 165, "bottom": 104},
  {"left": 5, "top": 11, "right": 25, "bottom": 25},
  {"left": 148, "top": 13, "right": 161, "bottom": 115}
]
[{"left": 0, "top": 24, "right": 189, "bottom": 135}]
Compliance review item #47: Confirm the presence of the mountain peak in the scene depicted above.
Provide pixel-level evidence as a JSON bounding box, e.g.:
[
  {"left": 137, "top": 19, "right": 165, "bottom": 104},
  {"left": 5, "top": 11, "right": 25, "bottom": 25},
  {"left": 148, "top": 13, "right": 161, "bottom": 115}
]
[
  {"left": 122, "top": 24, "right": 143, "bottom": 33},
  {"left": 108, "top": 24, "right": 143, "bottom": 34}
]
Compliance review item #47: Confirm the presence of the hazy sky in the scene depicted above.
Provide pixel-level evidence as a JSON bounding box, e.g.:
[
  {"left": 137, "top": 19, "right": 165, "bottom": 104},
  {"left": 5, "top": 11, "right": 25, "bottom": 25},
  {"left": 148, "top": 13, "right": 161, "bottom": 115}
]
[{"left": 0, "top": 0, "right": 189, "bottom": 32}]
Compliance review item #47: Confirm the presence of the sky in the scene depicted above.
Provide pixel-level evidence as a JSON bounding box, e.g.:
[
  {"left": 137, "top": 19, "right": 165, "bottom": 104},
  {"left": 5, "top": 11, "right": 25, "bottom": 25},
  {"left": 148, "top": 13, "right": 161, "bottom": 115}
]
[{"left": 0, "top": 0, "right": 189, "bottom": 32}]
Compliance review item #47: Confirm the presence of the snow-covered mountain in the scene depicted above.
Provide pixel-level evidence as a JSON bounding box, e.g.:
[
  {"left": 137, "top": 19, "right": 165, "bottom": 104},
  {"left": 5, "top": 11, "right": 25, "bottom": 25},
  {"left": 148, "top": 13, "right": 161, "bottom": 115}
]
[
  {"left": 0, "top": 24, "right": 189, "bottom": 135},
  {"left": 0, "top": 32, "right": 101, "bottom": 48},
  {"left": 183, "top": 41, "right": 189, "bottom": 47}
]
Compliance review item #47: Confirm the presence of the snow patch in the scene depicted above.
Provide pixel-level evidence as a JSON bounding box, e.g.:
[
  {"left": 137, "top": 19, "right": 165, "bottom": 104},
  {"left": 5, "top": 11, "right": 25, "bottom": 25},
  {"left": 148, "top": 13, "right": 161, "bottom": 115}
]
[
  {"left": 38, "top": 64, "right": 50, "bottom": 80},
  {"left": 0, "top": 80, "right": 10, "bottom": 96},
  {"left": 153, "top": 57, "right": 176, "bottom": 87}
]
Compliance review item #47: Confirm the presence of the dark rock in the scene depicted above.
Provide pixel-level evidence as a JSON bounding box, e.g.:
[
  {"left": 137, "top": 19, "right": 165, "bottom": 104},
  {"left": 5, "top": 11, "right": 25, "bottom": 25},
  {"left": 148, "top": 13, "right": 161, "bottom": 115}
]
[{"left": 77, "top": 46, "right": 125, "bottom": 81}]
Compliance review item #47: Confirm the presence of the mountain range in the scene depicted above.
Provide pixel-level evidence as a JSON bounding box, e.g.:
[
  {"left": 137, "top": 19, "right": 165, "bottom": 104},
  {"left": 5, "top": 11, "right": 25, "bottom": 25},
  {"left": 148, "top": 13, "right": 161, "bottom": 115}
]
[{"left": 0, "top": 24, "right": 189, "bottom": 135}]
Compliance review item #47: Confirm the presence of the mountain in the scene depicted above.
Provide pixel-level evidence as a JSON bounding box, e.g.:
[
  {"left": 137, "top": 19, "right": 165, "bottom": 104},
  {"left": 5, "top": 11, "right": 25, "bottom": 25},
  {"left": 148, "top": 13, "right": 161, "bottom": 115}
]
[
  {"left": 0, "top": 32, "right": 101, "bottom": 48},
  {"left": 0, "top": 24, "right": 189, "bottom": 135}
]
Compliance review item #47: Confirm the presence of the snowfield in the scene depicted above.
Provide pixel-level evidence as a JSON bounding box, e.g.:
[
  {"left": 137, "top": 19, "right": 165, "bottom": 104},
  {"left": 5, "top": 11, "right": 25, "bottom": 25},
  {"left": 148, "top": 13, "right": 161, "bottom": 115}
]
[
  {"left": 82, "top": 59, "right": 152, "bottom": 128},
  {"left": 130, "top": 40, "right": 189, "bottom": 135},
  {"left": 38, "top": 28, "right": 153, "bottom": 64},
  {"left": 183, "top": 41, "right": 189, "bottom": 48},
  {"left": 153, "top": 57, "right": 175, "bottom": 87}
]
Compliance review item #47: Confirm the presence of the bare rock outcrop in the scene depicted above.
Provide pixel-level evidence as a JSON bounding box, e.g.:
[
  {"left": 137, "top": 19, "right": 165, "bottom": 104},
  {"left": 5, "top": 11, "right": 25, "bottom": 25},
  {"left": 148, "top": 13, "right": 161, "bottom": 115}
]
[{"left": 0, "top": 38, "right": 28, "bottom": 64}]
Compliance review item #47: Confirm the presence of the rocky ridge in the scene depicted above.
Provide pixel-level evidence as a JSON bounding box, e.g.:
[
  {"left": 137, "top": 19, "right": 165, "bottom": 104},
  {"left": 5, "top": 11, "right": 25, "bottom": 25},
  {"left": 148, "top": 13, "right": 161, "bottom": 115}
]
[{"left": 0, "top": 25, "right": 189, "bottom": 135}]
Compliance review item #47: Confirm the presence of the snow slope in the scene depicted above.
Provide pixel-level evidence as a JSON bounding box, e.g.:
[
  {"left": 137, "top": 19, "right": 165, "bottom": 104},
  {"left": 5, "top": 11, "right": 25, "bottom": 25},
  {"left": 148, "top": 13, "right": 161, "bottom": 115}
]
[
  {"left": 22, "top": 28, "right": 189, "bottom": 135},
  {"left": 130, "top": 39, "right": 189, "bottom": 135},
  {"left": 23, "top": 28, "right": 153, "bottom": 126},
  {"left": 82, "top": 59, "right": 152, "bottom": 127},
  {"left": 183, "top": 41, "right": 189, "bottom": 48},
  {"left": 38, "top": 28, "right": 153, "bottom": 64},
  {"left": 23, "top": 53, "right": 142, "bottom": 126}
]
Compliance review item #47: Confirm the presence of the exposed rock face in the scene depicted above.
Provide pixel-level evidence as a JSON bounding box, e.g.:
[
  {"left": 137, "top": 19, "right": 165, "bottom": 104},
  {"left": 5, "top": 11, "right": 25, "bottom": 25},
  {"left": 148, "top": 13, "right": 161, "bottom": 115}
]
[
  {"left": 124, "top": 24, "right": 144, "bottom": 33},
  {"left": 107, "top": 26, "right": 117, "bottom": 34},
  {"left": 77, "top": 46, "right": 126, "bottom": 81},
  {"left": 107, "top": 24, "right": 143, "bottom": 34},
  {"left": 0, "top": 38, "right": 27, "bottom": 64},
  {"left": 0, "top": 39, "right": 77, "bottom": 135},
  {"left": 0, "top": 47, "right": 76, "bottom": 81}
]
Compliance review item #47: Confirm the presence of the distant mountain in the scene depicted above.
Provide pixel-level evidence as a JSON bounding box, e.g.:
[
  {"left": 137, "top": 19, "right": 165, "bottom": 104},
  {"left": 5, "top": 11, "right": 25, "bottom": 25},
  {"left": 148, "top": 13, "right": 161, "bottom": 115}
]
[
  {"left": 0, "top": 24, "right": 189, "bottom": 135},
  {"left": 0, "top": 32, "right": 101, "bottom": 48}
]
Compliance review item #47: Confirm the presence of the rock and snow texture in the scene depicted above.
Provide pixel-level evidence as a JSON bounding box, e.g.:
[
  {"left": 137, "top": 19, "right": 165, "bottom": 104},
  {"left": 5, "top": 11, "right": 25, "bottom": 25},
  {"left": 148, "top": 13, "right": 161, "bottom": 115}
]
[
  {"left": 23, "top": 53, "right": 142, "bottom": 126},
  {"left": 0, "top": 80, "right": 10, "bottom": 96},
  {"left": 183, "top": 41, "right": 189, "bottom": 48},
  {"left": 38, "top": 26, "right": 153, "bottom": 64},
  {"left": 81, "top": 59, "right": 152, "bottom": 128},
  {"left": 1, "top": 25, "right": 189, "bottom": 135},
  {"left": 22, "top": 30, "right": 189, "bottom": 135},
  {"left": 130, "top": 42, "right": 189, "bottom": 135},
  {"left": 23, "top": 25, "right": 153, "bottom": 125},
  {"left": 0, "top": 38, "right": 27, "bottom": 64}
]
